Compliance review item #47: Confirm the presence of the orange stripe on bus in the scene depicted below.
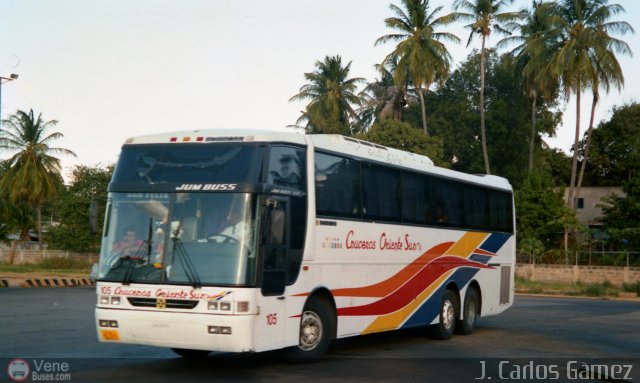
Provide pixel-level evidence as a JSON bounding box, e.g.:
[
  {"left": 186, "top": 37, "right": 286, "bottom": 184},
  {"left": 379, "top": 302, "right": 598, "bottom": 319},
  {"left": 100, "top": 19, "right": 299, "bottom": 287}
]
[{"left": 444, "top": 232, "right": 488, "bottom": 258}]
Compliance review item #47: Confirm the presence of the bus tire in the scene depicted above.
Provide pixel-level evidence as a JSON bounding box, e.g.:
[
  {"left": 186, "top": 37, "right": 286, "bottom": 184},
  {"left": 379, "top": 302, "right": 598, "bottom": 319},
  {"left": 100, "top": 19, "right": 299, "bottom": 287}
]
[
  {"left": 171, "top": 348, "right": 211, "bottom": 358},
  {"left": 429, "top": 289, "right": 458, "bottom": 340},
  {"left": 456, "top": 287, "right": 479, "bottom": 335},
  {"left": 284, "top": 297, "right": 335, "bottom": 362}
]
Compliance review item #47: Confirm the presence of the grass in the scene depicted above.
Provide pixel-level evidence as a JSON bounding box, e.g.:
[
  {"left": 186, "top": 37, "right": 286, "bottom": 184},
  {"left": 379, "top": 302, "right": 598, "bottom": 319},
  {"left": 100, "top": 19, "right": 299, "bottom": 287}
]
[
  {"left": 515, "top": 276, "right": 631, "bottom": 298},
  {"left": 0, "top": 257, "right": 92, "bottom": 274}
]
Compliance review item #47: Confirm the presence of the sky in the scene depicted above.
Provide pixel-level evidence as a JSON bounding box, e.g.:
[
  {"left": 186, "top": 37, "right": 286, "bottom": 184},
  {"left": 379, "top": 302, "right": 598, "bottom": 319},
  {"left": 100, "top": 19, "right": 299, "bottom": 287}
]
[{"left": 1, "top": 0, "right": 639, "bottom": 182}]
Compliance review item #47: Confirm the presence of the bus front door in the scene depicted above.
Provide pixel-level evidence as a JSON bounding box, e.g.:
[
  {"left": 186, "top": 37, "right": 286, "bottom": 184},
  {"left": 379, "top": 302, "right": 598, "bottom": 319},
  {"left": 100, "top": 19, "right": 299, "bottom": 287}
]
[{"left": 257, "top": 197, "right": 289, "bottom": 350}]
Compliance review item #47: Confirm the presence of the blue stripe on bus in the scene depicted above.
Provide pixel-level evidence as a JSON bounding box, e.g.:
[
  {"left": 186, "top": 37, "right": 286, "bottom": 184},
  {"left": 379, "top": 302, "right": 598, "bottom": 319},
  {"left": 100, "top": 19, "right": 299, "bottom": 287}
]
[
  {"left": 479, "top": 232, "right": 511, "bottom": 254},
  {"left": 469, "top": 253, "right": 492, "bottom": 264},
  {"left": 400, "top": 267, "right": 480, "bottom": 329}
]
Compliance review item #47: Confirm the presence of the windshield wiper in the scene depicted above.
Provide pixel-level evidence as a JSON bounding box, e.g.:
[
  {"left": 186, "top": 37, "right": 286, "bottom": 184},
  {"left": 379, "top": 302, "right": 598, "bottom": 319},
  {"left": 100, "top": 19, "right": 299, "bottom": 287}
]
[
  {"left": 145, "top": 218, "right": 153, "bottom": 263},
  {"left": 122, "top": 228, "right": 152, "bottom": 285},
  {"left": 171, "top": 220, "right": 202, "bottom": 289}
]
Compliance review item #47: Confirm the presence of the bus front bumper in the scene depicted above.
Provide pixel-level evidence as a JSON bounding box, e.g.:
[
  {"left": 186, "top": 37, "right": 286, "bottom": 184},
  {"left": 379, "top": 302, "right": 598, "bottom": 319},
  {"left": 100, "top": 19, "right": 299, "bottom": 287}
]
[{"left": 95, "top": 307, "right": 256, "bottom": 353}]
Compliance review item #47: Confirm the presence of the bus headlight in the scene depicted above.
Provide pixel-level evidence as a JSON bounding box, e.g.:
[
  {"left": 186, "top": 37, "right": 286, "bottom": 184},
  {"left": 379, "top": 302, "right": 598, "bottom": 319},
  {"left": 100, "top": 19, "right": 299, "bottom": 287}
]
[
  {"left": 99, "top": 296, "right": 110, "bottom": 305},
  {"left": 207, "top": 326, "right": 232, "bottom": 335},
  {"left": 98, "top": 320, "right": 119, "bottom": 328},
  {"left": 110, "top": 297, "right": 121, "bottom": 305},
  {"left": 207, "top": 301, "right": 218, "bottom": 310},
  {"left": 220, "top": 302, "right": 231, "bottom": 311}
]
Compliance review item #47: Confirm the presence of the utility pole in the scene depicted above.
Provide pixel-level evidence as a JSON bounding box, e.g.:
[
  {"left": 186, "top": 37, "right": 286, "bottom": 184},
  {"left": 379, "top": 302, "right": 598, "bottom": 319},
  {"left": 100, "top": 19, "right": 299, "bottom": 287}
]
[{"left": 0, "top": 73, "right": 19, "bottom": 133}]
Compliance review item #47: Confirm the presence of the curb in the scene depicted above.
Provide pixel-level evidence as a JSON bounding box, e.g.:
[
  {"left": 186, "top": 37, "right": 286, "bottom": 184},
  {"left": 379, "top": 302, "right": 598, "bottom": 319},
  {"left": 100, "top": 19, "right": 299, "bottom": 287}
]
[
  {"left": 515, "top": 292, "right": 640, "bottom": 302},
  {"left": 14, "top": 278, "right": 95, "bottom": 288}
]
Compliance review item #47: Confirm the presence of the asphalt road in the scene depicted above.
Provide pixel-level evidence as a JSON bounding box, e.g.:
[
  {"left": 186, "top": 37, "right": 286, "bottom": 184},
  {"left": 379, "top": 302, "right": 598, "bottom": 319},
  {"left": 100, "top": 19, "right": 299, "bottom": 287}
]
[{"left": 1, "top": 288, "right": 639, "bottom": 382}]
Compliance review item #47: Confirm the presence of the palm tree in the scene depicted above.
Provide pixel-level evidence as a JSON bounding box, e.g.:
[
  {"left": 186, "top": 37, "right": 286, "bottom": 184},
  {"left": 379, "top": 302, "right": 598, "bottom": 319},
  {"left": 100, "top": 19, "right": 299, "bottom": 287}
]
[
  {"left": 290, "top": 55, "right": 364, "bottom": 135},
  {"left": 0, "top": 200, "right": 36, "bottom": 264},
  {"left": 376, "top": 0, "right": 461, "bottom": 136},
  {"left": 0, "top": 109, "right": 76, "bottom": 249},
  {"left": 499, "top": 1, "right": 558, "bottom": 175},
  {"left": 575, "top": 18, "right": 631, "bottom": 201},
  {"left": 358, "top": 56, "right": 413, "bottom": 128},
  {"left": 454, "top": 0, "right": 524, "bottom": 174},
  {"left": 524, "top": 0, "right": 632, "bottom": 208}
]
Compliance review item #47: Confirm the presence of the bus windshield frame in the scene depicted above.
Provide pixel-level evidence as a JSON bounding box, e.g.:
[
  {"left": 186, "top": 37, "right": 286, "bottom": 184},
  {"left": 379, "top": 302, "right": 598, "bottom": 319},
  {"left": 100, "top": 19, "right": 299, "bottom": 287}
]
[{"left": 98, "top": 192, "right": 261, "bottom": 287}]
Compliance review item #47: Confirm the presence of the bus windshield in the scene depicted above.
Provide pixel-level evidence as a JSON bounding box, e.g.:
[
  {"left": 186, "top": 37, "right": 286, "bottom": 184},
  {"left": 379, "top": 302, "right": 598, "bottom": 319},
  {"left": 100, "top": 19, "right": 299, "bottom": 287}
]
[
  {"left": 98, "top": 192, "right": 259, "bottom": 286},
  {"left": 111, "top": 144, "right": 265, "bottom": 186}
]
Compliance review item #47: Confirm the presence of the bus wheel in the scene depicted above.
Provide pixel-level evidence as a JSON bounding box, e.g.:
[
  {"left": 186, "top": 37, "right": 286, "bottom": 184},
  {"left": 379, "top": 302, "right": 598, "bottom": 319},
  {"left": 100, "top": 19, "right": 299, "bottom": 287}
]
[
  {"left": 284, "top": 298, "right": 334, "bottom": 362},
  {"left": 171, "top": 348, "right": 211, "bottom": 358},
  {"left": 429, "top": 289, "right": 458, "bottom": 340},
  {"left": 456, "top": 287, "right": 479, "bottom": 335}
]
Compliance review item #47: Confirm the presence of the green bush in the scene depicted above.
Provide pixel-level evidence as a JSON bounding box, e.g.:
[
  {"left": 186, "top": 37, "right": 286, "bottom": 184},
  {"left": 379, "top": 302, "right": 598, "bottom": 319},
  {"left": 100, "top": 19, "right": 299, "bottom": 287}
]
[
  {"left": 580, "top": 282, "right": 618, "bottom": 297},
  {"left": 540, "top": 249, "right": 566, "bottom": 264},
  {"left": 622, "top": 282, "right": 640, "bottom": 295}
]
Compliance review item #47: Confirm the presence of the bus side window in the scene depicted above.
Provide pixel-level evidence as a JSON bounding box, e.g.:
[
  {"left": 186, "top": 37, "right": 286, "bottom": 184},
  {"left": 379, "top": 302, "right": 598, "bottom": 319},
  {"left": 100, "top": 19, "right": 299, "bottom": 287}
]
[
  {"left": 315, "top": 152, "right": 361, "bottom": 218},
  {"left": 268, "top": 146, "right": 305, "bottom": 191}
]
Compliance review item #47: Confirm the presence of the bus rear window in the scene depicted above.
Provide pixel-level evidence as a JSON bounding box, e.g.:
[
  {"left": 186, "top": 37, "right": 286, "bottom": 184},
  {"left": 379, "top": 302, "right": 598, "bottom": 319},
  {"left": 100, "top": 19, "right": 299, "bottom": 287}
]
[{"left": 111, "top": 144, "right": 265, "bottom": 185}]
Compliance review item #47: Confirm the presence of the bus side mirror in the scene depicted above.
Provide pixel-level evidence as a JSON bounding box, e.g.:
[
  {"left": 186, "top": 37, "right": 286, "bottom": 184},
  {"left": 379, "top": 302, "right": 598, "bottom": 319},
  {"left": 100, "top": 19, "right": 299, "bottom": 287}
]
[
  {"left": 89, "top": 200, "right": 98, "bottom": 234},
  {"left": 268, "top": 209, "right": 285, "bottom": 246}
]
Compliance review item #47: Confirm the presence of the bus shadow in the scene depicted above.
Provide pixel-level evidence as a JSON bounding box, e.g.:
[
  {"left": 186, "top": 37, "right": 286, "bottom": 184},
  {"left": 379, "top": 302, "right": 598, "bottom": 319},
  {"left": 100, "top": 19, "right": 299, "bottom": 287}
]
[{"left": 72, "top": 327, "right": 505, "bottom": 382}]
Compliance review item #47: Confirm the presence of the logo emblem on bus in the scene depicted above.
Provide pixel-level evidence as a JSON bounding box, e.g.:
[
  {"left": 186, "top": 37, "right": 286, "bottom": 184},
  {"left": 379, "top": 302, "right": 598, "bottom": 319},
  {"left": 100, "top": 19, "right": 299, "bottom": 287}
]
[{"left": 156, "top": 298, "right": 167, "bottom": 310}]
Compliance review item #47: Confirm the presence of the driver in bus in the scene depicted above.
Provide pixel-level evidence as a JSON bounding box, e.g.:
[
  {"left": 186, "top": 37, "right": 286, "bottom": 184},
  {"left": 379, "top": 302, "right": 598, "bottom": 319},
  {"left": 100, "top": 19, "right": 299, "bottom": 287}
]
[
  {"left": 112, "top": 227, "right": 145, "bottom": 260},
  {"left": 219, "top": 205, "right": 252, "bottom": 243}
]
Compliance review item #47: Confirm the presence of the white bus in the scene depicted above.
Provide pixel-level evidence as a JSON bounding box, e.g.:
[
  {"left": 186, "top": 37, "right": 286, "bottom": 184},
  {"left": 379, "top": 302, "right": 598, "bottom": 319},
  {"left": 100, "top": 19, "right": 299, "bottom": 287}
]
[{"left": 95, "top": 129, "right": 515, "bottom": 359}]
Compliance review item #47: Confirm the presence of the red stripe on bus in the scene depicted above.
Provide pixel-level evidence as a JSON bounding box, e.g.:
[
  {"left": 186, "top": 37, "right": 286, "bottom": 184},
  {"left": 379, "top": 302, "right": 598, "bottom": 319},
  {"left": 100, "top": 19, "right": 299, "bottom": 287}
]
[{"left": 336, "top": 256, "right": 493, "bottom": 317}]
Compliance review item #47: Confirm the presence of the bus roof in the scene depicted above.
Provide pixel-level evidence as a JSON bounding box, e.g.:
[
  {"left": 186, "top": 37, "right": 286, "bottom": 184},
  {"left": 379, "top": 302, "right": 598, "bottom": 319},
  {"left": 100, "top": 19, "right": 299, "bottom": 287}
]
[
  {"left": 122, "top": 129, "right": 512, "bottom": 191},
  {"left": 123, "top": 128, "right": 307, "bottom": 146}
]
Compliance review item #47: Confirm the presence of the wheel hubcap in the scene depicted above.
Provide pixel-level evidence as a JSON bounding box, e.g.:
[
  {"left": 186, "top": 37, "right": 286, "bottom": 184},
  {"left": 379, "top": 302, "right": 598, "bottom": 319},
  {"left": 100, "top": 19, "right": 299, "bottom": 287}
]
[
  {"left": 442, "top": 300, "right": 455, "bottom": 329},
  {"left": 466, "top": 300, "right": 476, "bottom": 325},
  {"left": 299, "top": 311, "right": 323, "bottom": 351}
]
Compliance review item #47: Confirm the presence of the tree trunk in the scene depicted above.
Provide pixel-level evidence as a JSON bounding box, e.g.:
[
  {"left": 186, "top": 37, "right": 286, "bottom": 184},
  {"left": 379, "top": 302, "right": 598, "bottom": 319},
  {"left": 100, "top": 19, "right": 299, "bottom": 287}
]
[
  {"left": 8, "top": 239, "right": 17, "bottom": 265},
  {"left": 567, "top": 83, "right": 581, "bottom": 208},
  {"left": 528, "top": 91, "right": 537, "bottom": 175},
  {"left": 417, "top": 86, "right": 428, "bottom": 135},
  {"left": 20, "top": 228, "right": 30, "bottom": 250},
  {"left": 564, "top": 227, "right": 569, "bottom": 264},
  {"left": 37, "top": 204, "right": 43, "bottom": 250},
  {"left": 575, "top": 93, "right": 598, "bottom": 201},
  {"left": 480, "top": 35, "right": 491, "bottom": 175}
]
